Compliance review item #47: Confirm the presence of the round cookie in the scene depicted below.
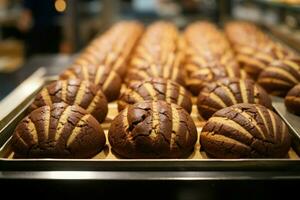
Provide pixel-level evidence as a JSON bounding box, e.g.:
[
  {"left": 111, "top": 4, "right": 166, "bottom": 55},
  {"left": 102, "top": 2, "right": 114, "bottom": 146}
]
[
  {"left": 60, "top": 64, "right": 122, "bottom": 102},
  {"left": 234, "top": 44, "right": 290, "bottom": 79},
  {"left": 200, "top": 103, "right": 291, "bottom": 158},
  {"left": 285, "top": 84, "right": 300, "bottom": 115},
  {"left": 29, "top": 79, "right": 108, "bottom": 123},
  {"left": 125, "top": 65, "right": 186, "bottom": 87},
  {"left": 197, "top": 78, "right": 272, "bottom": 119},
  {"left": 258, "top": 58, "right": 300, "bottom": 96},
  {"left": 118, "top": 78, "right": 192, "bottom": 113},
  {"left": 185, "top": 65, "right": 246, "bottom": 96},
  {"left": 108, "top": 100, "right": 197, "bottom": 158},
  {"left": 12, "top": 103, "right": 106, "bottom": 158}
]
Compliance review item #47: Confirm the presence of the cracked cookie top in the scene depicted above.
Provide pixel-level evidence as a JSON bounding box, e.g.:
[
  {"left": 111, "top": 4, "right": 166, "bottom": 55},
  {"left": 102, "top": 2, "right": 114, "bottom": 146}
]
[
  {"left": 29, "top": 79, "right": 108, "bottom": 123},
  {"left": 118, "top": 78, "right": 192, "bottom": 113},
  {"left": 12, "top": 102, "right": 106, "bottom": 158},
  {"left": 200, "top": 103, "right": 291, "bottom": 158},
  {"left": 108, "top": 100, "right": 197, "bottom": 158},
  {"left": 197, "top": 77, "right": 272, "bottom": 119},
  {"left": 60, "top": 64, "right": 122, "bottom": 102}
]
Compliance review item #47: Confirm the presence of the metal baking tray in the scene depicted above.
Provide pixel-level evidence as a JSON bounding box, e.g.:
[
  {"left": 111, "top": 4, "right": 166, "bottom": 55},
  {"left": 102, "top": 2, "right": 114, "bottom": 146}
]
[
  {"left": 1, "top": 72, "right": 300, "bottom": 181},
  {"left": 1, "top": 26, "right": 300, "bottom": 179}
]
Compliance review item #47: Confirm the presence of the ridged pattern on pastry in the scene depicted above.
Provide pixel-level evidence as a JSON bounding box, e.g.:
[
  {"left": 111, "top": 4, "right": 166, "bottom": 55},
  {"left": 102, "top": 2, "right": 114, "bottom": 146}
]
[
  {"left": 108, "top": 100, "right": 197, "bottom": 158},
  {"left": 258, "top": 58, "right": 300, "bottom": 96},
  {"left": 73, "top": 21, "right": 144, "bottom": 77},
  {"left": 200, "top": 103, "right": 291, "bottom": 158},
  {"left": 60, "top": 64, "right": 122, "bottom": 102},
  {"left": 125, "top": 21, "right": 186, "bottom": 86},
  {"left": 225, "top": 21, "right": 293, "bottom": 79},
  {"left": 184, "top": 21, "right": 243, "bottom": 95},
  {"left": 12, "top": 103, "right": 106, "bottom": 158},
  {"left": 118, "top": 78, "right": 192, "bottom": 113},
  {"left": 29, "top": 79, "right": 108, "bottom": 122},
  {"left": 285, "top": 83, "right": 300, "bottom": 115},
  {"left": 197, "top": 78, "right": 272, "bottom": 119}
]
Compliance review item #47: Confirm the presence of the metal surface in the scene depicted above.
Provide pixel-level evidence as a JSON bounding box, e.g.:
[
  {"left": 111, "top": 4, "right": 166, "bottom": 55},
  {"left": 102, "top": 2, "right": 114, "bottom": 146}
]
[
  {"left": 272, "top": 96, "right": 300, "bottom": 155},
  {"left": 2, "top": 171, "right": 300, "bottom": 180}
]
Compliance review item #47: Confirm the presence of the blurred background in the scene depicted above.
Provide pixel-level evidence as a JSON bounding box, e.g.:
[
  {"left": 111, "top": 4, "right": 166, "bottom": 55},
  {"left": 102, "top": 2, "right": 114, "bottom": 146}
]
[{"left": 0, "top": 0, "right": 299, "bottom": 99}]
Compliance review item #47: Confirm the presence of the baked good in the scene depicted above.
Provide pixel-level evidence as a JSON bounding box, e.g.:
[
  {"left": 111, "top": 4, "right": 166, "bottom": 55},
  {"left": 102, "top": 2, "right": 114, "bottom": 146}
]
[
  {"left": 108, "top": 100, "right": 197, "bottom": 158},
  {"left": 225, "top": 21, "right": 293, "bottom": 79},
  {"left": 185, "top": 65, "right": 246, "bottom": 96},
  {"left": 285, "top": 84, "right": 300, "bottom": 115},
  {"left": 73, "top": 21, "right": 144, "bottom": 77},
  {"left": 125, "top": 66, "right": 186, "bottom": 87},
  {"left": 118, "top": 78, "right": 192, "bottom": 113},
  {"left": 29, "top": 79, "right": 108, "bottom": 123},
  {"left": 11, "top": 103, "right": 106, "bottom": 158},
  {"left": 183, "top": 21, "right": 244, "bottom": 95},
  {"left": 258, "top": 58, "right": 300, "bottom": 96},
  {"left": 126, "top": 21, "right": 186, "bottom": 86},
  {"left": 234, "top": 43, "right": 291, "bottom": 79},
  {"left": 60, "top": 64, "right": 122, "bottom": 102},
  {"left": 197, "top": 78, "right": 272, "bottom": 119},
  {"left": 200, "top": 103, "right": 291, "bottom": 158}
]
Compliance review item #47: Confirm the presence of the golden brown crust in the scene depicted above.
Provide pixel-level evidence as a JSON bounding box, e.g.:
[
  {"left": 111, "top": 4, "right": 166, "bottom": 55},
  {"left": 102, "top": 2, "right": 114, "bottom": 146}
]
[
  {"left": 183, "top": 21, "right": 243, "bottom": 95},
  {"left": 285, "top": 84, "right": 300, "bottom": 115},
  {"left": 225, "top": 21, "right": 294, "bottom": 79},
  {"left": 60, "top": 64, "right": 122, "bottom": 102},
  {"left": 197, "top": 78, "right": 272, "bottom": 119},
  {"left": 258, "top": 58, "right": 300, "bottom": 96},
  {"left": 125, "top": 21, "right": 186, "bottom": 86},
  {"left": 118, "top": 78, "right": 192, "bottom": 113},
  {"left": 29, "top": 79, "right": 108, "bottom": 123},
  {"left": 73, "top": 21, "right": 144, "bottom": 77}
]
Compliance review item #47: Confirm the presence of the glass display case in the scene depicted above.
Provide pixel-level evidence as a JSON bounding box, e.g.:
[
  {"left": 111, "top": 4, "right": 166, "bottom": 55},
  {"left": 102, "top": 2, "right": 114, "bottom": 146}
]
[{"left": 1, "top": 0, "right": 300, "bottom": 195}]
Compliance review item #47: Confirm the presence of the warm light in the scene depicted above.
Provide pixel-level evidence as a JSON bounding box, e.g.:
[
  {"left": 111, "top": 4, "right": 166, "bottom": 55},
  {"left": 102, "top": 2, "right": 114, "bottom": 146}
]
[{"left": 55, "top": 0, "right": 66, "bottom": 12}]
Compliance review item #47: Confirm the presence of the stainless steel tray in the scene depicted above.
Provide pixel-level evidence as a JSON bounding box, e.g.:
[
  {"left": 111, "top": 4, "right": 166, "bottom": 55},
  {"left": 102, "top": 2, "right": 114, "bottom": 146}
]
[{"left": 1, "top": 71, "right": 300, "bottom": 180}]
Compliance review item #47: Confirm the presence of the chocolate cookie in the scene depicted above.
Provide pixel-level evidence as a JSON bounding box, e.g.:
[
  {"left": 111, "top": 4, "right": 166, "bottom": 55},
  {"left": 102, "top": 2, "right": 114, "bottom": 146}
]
[
  {"left": 60, "top": 64, "right": 122, "bottom": 102},
  {"left": 258, "top": 58, "right": 300, "bottom": 96},
  {"left": 235, "top": 44, "right": 292, "bottom": 79},
  {"left": 73, "top": 21, "right": 144, "bottom": 77},
  {"left": 125, "top": 65, "right": 186, "bottom": 86},
  {"left": 12, "top": 103, "right": 106, "bottom": 158},
  {"left": 29, "top": 79, "right": 108, "bottom": 123},
  {"left": 197, "top": 78, "right": 272, "bottom": 119},
  {"left": 126, "top": 21, "right": 186, "bottom": 86},
  {"left": 118, "top": 78, "right": 192, "bottom": 113},
  {"left": 108, "top": 100, "right": 197, "bottom": 158},
  {"left": 200, "top": 103, "right": 291, "bottom": 158},
  {"left": 225, "top": 21, "right": 293, "bottom": 79},
  {"left": 185, "top": 65, "right": 244, "bottom": 96},
  {"left": 285, "top": 84, "right": 300, "bottom": 115}
]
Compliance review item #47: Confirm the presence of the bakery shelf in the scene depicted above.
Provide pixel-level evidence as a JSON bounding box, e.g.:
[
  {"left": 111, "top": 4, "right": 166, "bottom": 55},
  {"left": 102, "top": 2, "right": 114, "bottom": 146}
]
[{"left": 250, "top": 0, "right": 300, "bottom": 12}]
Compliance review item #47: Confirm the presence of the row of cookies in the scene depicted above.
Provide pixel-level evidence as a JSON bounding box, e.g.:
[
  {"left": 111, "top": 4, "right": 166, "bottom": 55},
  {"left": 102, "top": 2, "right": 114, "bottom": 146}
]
[
  {"left": 225, "top": 21, "right": 300, "bottom": 116},
  {"left": 112, "top": 21, "right": 293, "bottom": 158},
  {"left": 11, "top": 21, "right": 144, "bottom": 158},
  {"left": 10, "top": 20, "right": 298, "bottom": 159}
]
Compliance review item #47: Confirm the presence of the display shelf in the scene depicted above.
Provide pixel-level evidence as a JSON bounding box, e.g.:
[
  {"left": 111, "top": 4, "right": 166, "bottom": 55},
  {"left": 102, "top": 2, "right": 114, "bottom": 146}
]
[{"left": 251, "top": 0, "right": 300, "bottom": 11}]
